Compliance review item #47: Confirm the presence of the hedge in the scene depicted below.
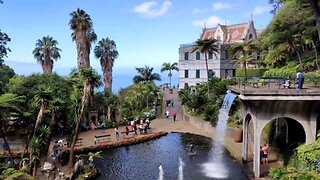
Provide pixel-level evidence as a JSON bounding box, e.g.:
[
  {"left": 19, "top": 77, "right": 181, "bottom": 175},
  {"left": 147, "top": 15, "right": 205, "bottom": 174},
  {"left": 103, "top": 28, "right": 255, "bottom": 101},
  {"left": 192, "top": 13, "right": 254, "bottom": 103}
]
[{"left": 236, "top": 68, "right": 268, "bottom": 77}]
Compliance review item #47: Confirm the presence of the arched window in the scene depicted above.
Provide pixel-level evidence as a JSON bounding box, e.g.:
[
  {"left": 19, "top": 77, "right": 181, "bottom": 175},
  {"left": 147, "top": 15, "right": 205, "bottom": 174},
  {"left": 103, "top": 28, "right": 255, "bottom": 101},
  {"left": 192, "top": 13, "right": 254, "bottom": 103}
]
[{"left": 248, "top": 34, "right": 253, "bottom": 39}]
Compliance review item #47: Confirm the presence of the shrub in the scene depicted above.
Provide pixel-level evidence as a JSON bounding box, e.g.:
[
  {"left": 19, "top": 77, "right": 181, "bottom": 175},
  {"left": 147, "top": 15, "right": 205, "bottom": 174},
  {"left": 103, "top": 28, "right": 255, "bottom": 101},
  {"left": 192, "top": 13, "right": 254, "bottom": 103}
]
[
  {"left": 139, "top": 108, "right": 156, "bottom": 120},
  {"left": 304, "top": 71, "right": 320, "bottom": 86},
  {"left": 204, "top": 102, "right": 220, "bottom": 126},
  {"left": 236, "top": 68, "right": 268, "bottom": 77}
]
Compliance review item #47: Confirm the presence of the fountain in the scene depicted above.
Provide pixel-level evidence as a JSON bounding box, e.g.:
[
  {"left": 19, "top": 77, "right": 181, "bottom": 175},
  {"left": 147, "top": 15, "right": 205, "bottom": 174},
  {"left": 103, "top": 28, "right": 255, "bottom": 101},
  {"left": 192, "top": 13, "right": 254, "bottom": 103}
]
[
  {"left": 202, "top": 92, "right": 238, "bottom": 178},
  {"left": 158, "top": 165, "right": 164, "bottom": 180},
  {"left": 178, "top": 157, "right": 184, "bottom": 180}
]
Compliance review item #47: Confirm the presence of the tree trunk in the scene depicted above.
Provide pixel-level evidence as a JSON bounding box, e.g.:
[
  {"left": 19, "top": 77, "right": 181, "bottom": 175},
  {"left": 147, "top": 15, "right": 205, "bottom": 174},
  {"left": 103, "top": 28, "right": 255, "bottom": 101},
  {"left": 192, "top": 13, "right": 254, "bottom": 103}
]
[
  {"left": 32, "top": 161, "right": 37, "bottom": 177},
  {"left": 106, "top": 59, "right": 113, "bottom": 92},
  {"left": 244, "top": 62, "right": 248, "bottom": 82},
  {"left": 34, "top": 103, "right": 45, "bottom": 131},
  {"left": 68, "top": 82, "right": 91, "bottom": 168},
  {"left": 76, "top": 31, "right": 90, "bottom": 68},
  {"left": 205, "top": 51, "right": 210, "bottom": 98},
  {"left": 308, "top": 0, "right": 320, "bottom": 41},
  {"left": 43, "top": 55, "right": 53, "bottom": 74},
  {"left": 169, "top": 70, "right": 172, "bottom": 88},
  {"left": 297, "top": 50, "right": 302, "bottom": 67}
]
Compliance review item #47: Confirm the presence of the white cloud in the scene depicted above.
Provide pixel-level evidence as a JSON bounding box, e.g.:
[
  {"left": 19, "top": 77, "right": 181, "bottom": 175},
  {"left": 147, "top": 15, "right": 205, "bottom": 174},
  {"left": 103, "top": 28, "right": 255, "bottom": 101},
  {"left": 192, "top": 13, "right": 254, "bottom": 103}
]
[
  {"left": 213, "top": 2, "right": 231, "bottom": 10},
  {"left": 192, "top": 8, "right": 207, "bottom": 14},
  {"left": 192, "top": 16, "right": 224, "bottom": 27},
  {"left": 252, "top": 6, "right": 271, "bottom": 15},
  {"left": 133, "top": 1, "right": 172, "bottom": 18}
]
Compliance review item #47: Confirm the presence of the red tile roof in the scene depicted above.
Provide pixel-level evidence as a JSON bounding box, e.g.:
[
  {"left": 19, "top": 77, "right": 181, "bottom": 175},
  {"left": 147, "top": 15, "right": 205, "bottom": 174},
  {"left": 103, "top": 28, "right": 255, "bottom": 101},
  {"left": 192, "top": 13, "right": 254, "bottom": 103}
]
[{"left": 202, "top": 21, "right": 254, "bottom": 44}]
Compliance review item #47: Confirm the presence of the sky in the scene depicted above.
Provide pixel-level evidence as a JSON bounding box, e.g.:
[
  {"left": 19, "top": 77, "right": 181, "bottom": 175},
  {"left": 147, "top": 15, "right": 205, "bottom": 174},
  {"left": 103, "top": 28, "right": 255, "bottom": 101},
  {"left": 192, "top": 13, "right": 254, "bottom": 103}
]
[{"left": 0, "top": 0, "right": 273, "bottom": 92}]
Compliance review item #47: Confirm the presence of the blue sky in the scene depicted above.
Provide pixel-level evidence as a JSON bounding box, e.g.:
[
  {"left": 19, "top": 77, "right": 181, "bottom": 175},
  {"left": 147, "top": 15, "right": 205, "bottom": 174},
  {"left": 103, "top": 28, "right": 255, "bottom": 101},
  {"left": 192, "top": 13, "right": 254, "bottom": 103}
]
[{"left": 0, "top": 0, "right": 273, "bottom": 91}]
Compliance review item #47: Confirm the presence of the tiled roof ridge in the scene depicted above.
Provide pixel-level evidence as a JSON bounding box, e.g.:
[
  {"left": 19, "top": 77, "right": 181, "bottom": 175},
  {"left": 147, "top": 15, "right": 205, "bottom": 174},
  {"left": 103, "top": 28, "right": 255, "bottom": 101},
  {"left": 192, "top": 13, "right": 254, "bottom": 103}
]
[{"left": 204, "top": 21, "right": 250, "bottom": 30}]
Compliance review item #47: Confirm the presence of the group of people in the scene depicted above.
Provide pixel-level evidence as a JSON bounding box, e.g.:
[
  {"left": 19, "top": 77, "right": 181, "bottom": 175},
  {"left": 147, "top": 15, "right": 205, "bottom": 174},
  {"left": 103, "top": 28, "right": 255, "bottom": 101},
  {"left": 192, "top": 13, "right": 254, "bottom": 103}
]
[
  {"left": 166, "top": 98, "right": 174, "bottom": 107},
  {"left": 260, "top": 143, "right": 269, "bottom": 164},
  {"left": 81, "top": 121, "right": 107, "bottom": 132},
  {"left": 127, "top": 117, "right": 151, "bottom": 136}
]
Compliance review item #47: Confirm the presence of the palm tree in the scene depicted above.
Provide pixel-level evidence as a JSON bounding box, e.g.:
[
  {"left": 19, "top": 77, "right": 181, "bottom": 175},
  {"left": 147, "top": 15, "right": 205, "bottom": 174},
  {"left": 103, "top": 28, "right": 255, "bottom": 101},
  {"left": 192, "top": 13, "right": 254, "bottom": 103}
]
[
  {"left": 231, "top": 40, "right": 260, "bottom": 81},
  {"left": 48, "top": 98, "right": 64, "bottom": 135},
  {"left": 191, "top": 38, "right": 219, "bottom": 97},
  {"left": 133, "top": 65, "right": 161, "bottom": 83},
  {"left": 69, "top": 68, "right": 101, "bottom": 167},
  {"left": 160, "top": 62, "right": 178, "bottom": 87},
  {"left": 32, "top": 85, "right": 52, "bottom": 130},
  {"left": 32, "top": 36, "right": 61, "bottom": 74},
  {"left": 69, "top": 8, "right": 95, "bottom": 68},
  {"left": 94, "top": 38, "right": 119, "bottom": 92},
  {"left": 0, "top": 93, "right": 24, "bottom": 161}
]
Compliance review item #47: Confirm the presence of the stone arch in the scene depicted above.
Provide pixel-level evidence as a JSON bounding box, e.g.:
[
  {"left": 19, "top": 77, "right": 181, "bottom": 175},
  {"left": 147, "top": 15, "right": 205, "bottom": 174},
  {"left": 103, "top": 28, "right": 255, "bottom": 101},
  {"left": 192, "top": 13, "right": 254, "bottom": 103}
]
[
  {"left": 258, "top": 116, "right": 307, "bottom": 143},
  {"left": 260, "top": 117, "right": 306, "bottom": 165}
]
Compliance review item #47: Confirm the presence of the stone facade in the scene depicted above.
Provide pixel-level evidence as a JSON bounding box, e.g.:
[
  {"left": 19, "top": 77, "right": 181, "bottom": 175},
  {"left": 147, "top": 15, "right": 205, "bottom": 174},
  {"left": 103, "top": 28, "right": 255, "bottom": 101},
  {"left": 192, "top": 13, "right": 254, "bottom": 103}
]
[{"left": 179, "top": 21, "right": 258, "bottom": 89}]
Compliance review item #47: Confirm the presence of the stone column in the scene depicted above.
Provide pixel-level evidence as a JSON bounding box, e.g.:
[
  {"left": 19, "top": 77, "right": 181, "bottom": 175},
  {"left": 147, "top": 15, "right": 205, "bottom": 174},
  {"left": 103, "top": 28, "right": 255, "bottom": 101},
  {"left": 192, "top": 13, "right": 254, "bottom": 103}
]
[
  {"left": 242, "top": 117, "right": 249, "bottom": 162},
  {"left": 253, "top": 119, "right": 261, "bottom": 179}
]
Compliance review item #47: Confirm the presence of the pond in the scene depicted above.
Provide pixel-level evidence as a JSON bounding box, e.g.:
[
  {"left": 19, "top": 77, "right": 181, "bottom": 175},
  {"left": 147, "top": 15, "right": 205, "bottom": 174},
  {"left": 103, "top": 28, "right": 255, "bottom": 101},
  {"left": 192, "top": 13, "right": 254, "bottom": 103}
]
[{"left": 94, "top": 133, "right": 247, "bottom": 180}]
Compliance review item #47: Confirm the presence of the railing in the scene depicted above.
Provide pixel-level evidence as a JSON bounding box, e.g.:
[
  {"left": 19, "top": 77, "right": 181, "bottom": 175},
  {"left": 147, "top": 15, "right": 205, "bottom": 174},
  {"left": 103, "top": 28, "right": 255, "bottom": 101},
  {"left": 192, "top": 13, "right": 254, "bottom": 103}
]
[
  {"left": 229, "top": 76, "right": 299, "bottom": 91},
  {"left": 179, "top": 43, "right": 196, "bottom": 48}
]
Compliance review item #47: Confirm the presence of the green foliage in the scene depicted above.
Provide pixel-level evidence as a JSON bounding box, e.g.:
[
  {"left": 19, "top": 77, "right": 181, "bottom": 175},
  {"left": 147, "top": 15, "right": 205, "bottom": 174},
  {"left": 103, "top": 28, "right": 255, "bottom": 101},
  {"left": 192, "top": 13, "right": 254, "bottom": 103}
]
[
  {"left": 236, "top": 68, "right": 268, "bottom": 77},
  {"left": 304, "top": 71, "right": 320, "bottom": 85},
  {"left": 119, "top": 82, "right": 159, "bottom": 117},
  {"left": 0, "top": 64, "right": 15, "bottom": 94},
  {"left": 204, "top": 101, "right": 220, "bottom": 126},
  {"left": 133, "top": 65, "right": 161, "bottom": 84},
  {"left": 263, "top": 62, "right": 298, "bottom": 78},
  {"left": 260, "top": 0, "right": 316, "bottom": 67},
  {"left": 0, "top": 30, "right": 11, "bottom": 64},
  {"left": 0, "top": 168, "right": 32, "bottom": 180}
]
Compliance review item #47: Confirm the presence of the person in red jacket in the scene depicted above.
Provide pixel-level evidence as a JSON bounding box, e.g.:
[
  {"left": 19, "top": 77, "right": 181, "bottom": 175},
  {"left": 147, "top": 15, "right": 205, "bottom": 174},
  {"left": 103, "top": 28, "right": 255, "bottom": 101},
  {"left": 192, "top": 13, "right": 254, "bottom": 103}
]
[{"left": 172, "top": 111, "right": 177, "bottom": 122}]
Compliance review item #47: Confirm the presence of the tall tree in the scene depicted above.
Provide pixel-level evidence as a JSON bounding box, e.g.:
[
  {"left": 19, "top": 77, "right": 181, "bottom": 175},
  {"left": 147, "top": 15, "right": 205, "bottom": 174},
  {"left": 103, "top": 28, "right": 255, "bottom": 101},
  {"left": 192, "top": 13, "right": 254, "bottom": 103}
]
[
  {"left": 160, "top": 62, "right": 179, "bottom": 87},
  {"left": 32, "top": 85, "right": 53, "bottom": 130},
  {"left": 94, "top": 38, "right": 119, "bottom": 92},
  {"left": 32, "top": 36, "right": 61, "bottom": 74},
  {"left": 69, "top": 8, "right": 95, "bottom": 68},
  {"left": 133, "top": 65, "right": 161, "bottom": 84},
  {"left": 269, "top": 0, "right": 284, "bottom": 14},
  {"left": 0, "top": 30, "right": 10, "bottom": 65},
  {"left": 231, "top": 40, "right": 260, "bottom": 81},
  {"left": 191, "top": 38, "right": 219, "bottom": 97},
  {"left": 68, "top": 68, "right": 101, "bottom": 167},
  {"left": 307, "top": 0, "right": 320, "bottom": 40}
]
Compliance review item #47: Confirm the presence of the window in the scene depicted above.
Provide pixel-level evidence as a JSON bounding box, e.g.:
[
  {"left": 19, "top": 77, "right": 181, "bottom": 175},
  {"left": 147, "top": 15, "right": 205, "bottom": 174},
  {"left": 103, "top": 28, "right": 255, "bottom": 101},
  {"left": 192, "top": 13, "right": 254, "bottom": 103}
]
[
  {"left": 208, "top": 70, "right": 215, "bottom": 78},
  {"left": 184, "top": 52, "right": 189, "bottom": 60},
  {"left": 196, "top": 70, "right": 200, "bottom": 78},
  {"left": 184, "top": 70, "right": 189, "bottom": 78},
  {"left": 225, "top": 49, "right": 229, "bottom": 59},
  {"left": 184, "top": 83, "right": 189, "bottom": 89},
  {"left": 249, "top": 34, "right": 253, "bottom": 39},
  {"left": 208, "top": 51, "right": 213, "bottom": 59},
  {"left": 196, "top": 52, "right": 200, "bottom": 60}
]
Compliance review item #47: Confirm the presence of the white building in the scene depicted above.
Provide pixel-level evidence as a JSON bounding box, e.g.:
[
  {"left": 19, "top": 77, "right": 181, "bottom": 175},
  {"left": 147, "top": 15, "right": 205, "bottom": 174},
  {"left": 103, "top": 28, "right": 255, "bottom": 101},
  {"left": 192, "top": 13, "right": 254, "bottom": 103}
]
[{"left": 179, "top": 20, "right": 259, "bottom": 89}]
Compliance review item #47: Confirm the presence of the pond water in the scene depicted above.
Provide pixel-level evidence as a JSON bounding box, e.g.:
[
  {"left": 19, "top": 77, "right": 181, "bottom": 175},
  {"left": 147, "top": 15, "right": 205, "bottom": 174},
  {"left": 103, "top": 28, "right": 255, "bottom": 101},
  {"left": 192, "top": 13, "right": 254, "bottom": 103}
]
[{"left": 94, "top": 133, "right": 247, "bottom": 180}]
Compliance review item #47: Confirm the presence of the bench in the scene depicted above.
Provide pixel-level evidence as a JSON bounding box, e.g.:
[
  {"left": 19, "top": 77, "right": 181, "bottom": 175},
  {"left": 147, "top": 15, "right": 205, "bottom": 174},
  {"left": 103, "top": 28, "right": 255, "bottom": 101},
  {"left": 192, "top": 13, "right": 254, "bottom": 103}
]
[
  {"left": 94, "top": 134, "right": 111, "bottom": 144},
  {"left": 75, "top": 138, "right": 83, "bottom": 146}
]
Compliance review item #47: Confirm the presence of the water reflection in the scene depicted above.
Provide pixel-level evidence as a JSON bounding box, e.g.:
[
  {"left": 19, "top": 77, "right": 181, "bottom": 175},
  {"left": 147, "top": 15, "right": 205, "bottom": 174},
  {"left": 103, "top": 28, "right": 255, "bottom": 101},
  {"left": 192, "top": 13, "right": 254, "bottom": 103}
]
[{"left": 94, "top": 133, "right": 246, "bottom": 180}]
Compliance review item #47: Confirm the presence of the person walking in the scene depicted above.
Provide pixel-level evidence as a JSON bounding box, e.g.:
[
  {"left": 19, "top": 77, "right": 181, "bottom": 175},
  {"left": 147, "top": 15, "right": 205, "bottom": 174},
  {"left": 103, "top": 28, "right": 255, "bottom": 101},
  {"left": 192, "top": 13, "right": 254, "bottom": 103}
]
[
  {"left": 172, "top": 111, "right": 177, "bottom": 122},
  {"left": 165, "top": 110, "right": 170, "bottom": 119},
  {"left": 170, "top": 99, "right": 174, "bottom": 107},
  {"left": 115, "top": 127, "right": 120, "bottom": 141}
]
